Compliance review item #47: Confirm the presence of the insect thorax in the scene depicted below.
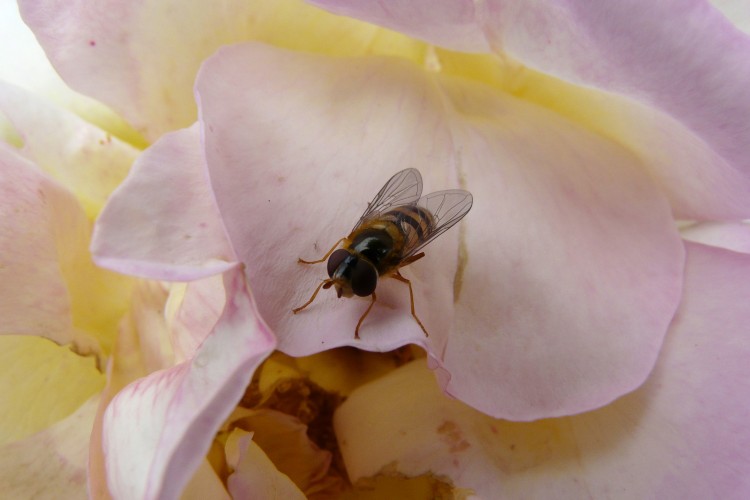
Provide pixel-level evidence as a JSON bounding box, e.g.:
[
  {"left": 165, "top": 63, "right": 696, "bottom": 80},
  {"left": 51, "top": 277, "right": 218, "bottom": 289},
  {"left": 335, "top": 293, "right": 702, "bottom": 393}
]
[
  {"left": 348, "top": 226, "right": 397, "bottom": 275},
  {"left": 349, "top": 206, "right": 434, "bottom": 275}
]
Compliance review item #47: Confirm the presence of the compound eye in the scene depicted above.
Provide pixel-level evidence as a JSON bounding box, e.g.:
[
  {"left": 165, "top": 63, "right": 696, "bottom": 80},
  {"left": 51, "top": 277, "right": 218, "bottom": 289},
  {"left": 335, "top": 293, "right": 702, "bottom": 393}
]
[
  {"left": 327, "top": 249, "right": 350, "bottom": 278},
  {"left": 351, "top": 259, "right": 378, "bottom": 297}
]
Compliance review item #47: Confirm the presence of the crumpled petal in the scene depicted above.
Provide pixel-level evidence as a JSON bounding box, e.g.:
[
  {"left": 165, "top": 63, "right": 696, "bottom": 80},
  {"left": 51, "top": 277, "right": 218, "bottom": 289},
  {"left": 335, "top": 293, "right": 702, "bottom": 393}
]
[
  {"left": 196, "top": 43, "right": 683, "bottom": 419},
  {"left": 336, "top": 242, "right": 750, "bottom": 497},
  {"left": 225, "top": 429, "right": 305, "bottom": 500},
  {"left": 230, "top": 409, "right": 334, "bottom": 495},
  {"left": 310, "top": 0, "right": 750, "bottom": 219},
  {"left": 102, "top": 267, "right": 275, "bottom": 500},
  {"left": 681, "top": 222, "right": 750, "bottom": 255},
  {"left": 0, "top": 396, "right": 99, "bottom": 499},
  {"left": 17, "top": 0, "right": 421, "bottom": 140},
  {"left": 0, "top": 81, "right": 136, "bottom": 218},
  {"left": 91, "top": 124, "right": 236, "bottom": 281}
]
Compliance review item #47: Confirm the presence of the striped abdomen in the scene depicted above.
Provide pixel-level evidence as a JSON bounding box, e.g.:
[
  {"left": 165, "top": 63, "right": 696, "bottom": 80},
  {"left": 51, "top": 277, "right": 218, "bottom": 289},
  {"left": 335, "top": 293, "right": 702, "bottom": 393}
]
[{"left": 380, "top": 205, "right": 435, "bottom": 250}]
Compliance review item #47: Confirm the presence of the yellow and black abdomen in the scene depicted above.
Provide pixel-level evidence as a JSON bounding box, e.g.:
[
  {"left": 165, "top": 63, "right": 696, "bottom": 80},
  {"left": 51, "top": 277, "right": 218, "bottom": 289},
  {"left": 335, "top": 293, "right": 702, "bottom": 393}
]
[{"left": 380, "top": 205, "right": 435, "bottom": 255}]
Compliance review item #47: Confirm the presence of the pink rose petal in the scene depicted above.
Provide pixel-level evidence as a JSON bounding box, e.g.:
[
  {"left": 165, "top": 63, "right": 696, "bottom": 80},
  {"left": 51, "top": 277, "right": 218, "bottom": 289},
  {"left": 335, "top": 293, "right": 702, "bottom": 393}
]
[
  {"left": 310, "top": 0, "right": 750, "bottom": 219},
  {"left": 89, "top": 280, "right": 168, "bottom": 500},
  {"left": 0, "top": 86, "right": 136, "bottom": 356},
  {"left": 0, "top": 146, "right": 86, "bottom": 344},
  {"left": 197, "top": 45, "right": 462, "bottom": 355},
  {"left": 337, "top": 242, "right": 750, "bottom": 497},
  {"left": 196, "top": 43, "right": 682, "bottom": 418},
  {"left": 91, "top": 124, "right": 236, "bottom": 281},
  {"left": 102, "top": 267, "right": 275, "bottom": 499},
  {"left": 89, "top": 277, "right": 225, "bottom": 499},
  {"left": 681, "top": 222, "right": 750, "bottom": 255},
  {"left": 439, "top": 92, "right": 684, "bottom": 418},
  {"left": 0, "top": 1, "right": 131, "bottom": 137},
  {"left": 17, "top": 0, "right": 229, "bottom": 140}
]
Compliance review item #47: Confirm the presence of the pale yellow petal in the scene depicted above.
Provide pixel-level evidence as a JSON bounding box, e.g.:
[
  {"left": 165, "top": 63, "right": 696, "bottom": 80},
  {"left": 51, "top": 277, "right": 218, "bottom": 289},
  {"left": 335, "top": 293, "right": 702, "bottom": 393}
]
[
  {"left": 0, "top": 395, "right": 99, "bottom": 499},
  {"left": 0, "top": 336, "right": 103, "bottom": 445},
  {"left": 181, "top": 460, "right": 231, "bottom": 500},
  {"left": 243, "top": 0, "right": 426, "bottom": 60},
  {"left": 294, "top": 348, "right": 421, "bottom": 396},
  {"left": 0, "top": 82, "right": 139, "bottom": 218}
]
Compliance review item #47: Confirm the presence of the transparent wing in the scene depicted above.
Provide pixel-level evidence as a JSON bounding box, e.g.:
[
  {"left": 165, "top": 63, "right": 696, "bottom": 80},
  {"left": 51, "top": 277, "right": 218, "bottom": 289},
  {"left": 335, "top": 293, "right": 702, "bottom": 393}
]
[
  {"left": 402, "top": 189, "right": 473, "bottom": 257},
  {"left": 353, "top": 168, "right": 423, "bottom": 231}
]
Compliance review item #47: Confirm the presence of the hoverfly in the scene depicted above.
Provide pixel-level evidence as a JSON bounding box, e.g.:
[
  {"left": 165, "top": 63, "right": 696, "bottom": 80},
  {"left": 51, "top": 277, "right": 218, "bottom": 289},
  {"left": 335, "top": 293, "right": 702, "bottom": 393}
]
[{"left": 292, "top": 168, "right": 473, "bottom": 339}]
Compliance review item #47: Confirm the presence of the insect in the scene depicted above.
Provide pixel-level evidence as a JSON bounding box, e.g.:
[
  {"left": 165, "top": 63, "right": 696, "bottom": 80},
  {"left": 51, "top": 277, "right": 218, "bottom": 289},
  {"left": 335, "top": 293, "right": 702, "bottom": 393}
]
[{"left": 292, "top": 168, "right": 473, "bottom": 339}]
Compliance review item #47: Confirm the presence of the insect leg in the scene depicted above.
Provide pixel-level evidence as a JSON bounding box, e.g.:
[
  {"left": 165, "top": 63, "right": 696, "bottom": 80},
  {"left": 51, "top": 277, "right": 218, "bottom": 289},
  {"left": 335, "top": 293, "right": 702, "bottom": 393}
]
[
  {"left": 392, "top": 271, "right": 429, "bottom": 337},
  {"left": 298, "top": 238, "right": 346, "bottom": 264},
  {"left": 292, "top": 280, "right": 334, "bottom": 314},
  {"left": 354, "top": 292, "right": 377, "bottom": 340},
  {"left": 396, "top": 251, "right": 425, "bottom": 268}
]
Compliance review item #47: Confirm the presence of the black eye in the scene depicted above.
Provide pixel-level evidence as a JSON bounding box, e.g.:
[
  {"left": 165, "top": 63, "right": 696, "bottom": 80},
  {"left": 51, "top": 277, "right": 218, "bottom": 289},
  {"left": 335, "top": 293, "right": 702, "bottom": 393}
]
[
  {"left": 327, "top": 249, "right": 350, "bottom": 278},
  {"left": 351, "top": 259, "right": 377, "bottom": 297}
]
